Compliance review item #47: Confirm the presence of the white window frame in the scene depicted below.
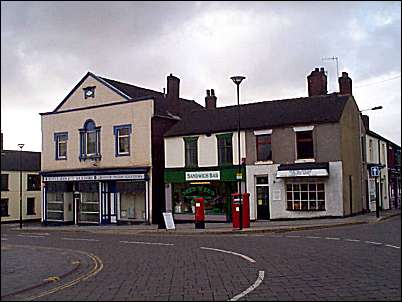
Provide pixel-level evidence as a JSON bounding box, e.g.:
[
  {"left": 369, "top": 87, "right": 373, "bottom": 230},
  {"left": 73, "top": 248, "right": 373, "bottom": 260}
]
[{"left": 117, "top": 128, "right": 130, "bottom": 155}]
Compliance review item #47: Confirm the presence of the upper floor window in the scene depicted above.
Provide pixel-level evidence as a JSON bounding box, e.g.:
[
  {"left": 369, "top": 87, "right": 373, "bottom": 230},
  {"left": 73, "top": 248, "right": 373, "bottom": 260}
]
[
  {"left": 113, "top": 124, "right": 132, "bottom": 157},
  {"left": 256, "top": 134, "right": 272, "bottom": 161},
  {"left": 1, "top": 174, "right": 8, "bottom": 191},
  {"left": 184, "top": 137, "right": 198, "bottom": 168},
  {"left": 27, "top": 174, "right": 41, "bottom": 191},
  {"left": 79, "top": 120, "right": 101, "bottom": 161},
  {"left": 83, "top": 86, "right": 95, "bottom": 99},
  {"left": 296, "top": 130, "right": 314, "bottom": 159},
  {"left": 217, "top": 133, "right": 233, "bottom": 166},
  {"left": 54, "top": 132, "right": 68, "bottom": 160},
  {"left": 368, "top": 139, "right": 373, "bottom": 162}
]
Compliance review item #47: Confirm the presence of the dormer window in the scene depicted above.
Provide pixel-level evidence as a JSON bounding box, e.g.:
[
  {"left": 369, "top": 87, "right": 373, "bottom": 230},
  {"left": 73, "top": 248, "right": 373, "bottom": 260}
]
[{"left": 83, "top": 86, "right": 95, "bottom": 99}]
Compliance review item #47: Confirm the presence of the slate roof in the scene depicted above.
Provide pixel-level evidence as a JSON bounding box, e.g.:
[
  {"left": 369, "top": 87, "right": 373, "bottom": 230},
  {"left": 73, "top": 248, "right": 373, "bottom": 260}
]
[
  {"left": 1, "top": 150, "right": 41, "bottom": 171},
  {"left": 99, "top": 76, "right": 203, "bottom": 117},
  {"left": 165, "top": 93, "right": 351, "bottom": 137}
]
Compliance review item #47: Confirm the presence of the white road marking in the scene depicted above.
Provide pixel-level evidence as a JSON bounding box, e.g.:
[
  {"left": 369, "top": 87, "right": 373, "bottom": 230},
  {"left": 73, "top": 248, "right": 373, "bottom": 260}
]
[
  {"left": 21, "top": 232, "right": 50, "bottom": 236},
  {"left": 344, "top": 238, "right": 360, "bottom": 242},
  {"left": 325, "top": 237, "right": 340, "bottom": 240},
  {"left": 200, "top": 247, "right": 256, "bottom": 263},
  {"left": 385, "top": 244, "right": 400, "bottom": 249},
  {"left": 286, "top": 235, "right": 301, "bottom": 238},
  {"left": 61, "top": 238, "right": 99, "bottom": 242},
  {"left": 365, "top": 241, "right": 383, "bottom": 245},
  {"left": 306, "top": 236, "right": 321, "bottom": 239},
  {"left": 229, "top": 271, "right": 265, "bottom": 301},
  {"left": 1, "top": 238, "right": 8, "bottom": 241},
  {"left": 120, "top": 241, "right": 174, "bottom": 246},
  {"left": 251, "top": 234, "right": 265, "bottom": 237},
  {"left": 17, "top": 235, "right": 45, "bottom": 238}
]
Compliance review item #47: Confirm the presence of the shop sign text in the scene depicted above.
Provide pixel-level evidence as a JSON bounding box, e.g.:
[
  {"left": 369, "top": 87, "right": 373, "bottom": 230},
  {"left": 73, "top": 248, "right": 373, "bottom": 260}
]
[{"left": 185, "top": 171, "right": 220, "bottom": 181}]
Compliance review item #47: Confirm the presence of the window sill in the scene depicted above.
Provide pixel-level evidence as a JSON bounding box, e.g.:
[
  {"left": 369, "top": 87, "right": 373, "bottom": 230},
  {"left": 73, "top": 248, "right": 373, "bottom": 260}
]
[
  {"left": 27, "top": 213, "right": 36, "bottom": 216},
  {"left": 295, "top": 159, "right": 315, "bottom": 163},
  {"left": 255, "top": 160, "right": 273, "bottom": 165},
  {"left": 116, "top": 153, "right": 130, "bottom": 157},
  {"left": 79, "top": 155, "right": 102, "bottom": 162}
]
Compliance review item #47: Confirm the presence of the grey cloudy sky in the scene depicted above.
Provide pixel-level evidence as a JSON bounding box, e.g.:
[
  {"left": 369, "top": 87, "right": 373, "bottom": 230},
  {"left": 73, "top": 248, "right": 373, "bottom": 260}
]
[{"left": 1, "top": 1, "right": 401, "bottom": 151}]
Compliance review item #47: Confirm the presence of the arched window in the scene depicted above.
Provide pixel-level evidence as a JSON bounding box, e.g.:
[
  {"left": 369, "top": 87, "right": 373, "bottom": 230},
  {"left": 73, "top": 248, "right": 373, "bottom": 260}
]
[{"left": 79, "top": 119, "right": 101, "bottom": 161}]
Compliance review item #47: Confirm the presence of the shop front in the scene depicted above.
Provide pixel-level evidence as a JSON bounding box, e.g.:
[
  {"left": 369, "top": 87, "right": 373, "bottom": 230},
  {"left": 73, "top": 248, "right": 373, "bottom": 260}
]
[
  {"left": 165, "top": 166, "right": 245, "bottom": 222},
  {"left": 247, "top": 162, "right": 344, "bottom": 220},
  {"left": 41, "top": 168, "right": 149, "bottom": 225}
]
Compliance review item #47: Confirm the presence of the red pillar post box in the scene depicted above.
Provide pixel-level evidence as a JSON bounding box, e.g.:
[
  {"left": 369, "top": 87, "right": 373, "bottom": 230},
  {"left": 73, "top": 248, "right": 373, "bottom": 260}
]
[
  {"left": 194, "top": 197, "right": 205, "bottom": 229},
  {"left": 242, "top": 192, "right": 250, "bottom": 228},
  {"left": 231, "top": 193, "right": 241, "bottom": 229}
]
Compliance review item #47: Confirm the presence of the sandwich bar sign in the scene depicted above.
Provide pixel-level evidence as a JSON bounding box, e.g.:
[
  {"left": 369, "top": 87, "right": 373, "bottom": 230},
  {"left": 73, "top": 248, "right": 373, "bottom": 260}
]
[{"left": 185, "top": 171, "right": 220, "bottom": 181}]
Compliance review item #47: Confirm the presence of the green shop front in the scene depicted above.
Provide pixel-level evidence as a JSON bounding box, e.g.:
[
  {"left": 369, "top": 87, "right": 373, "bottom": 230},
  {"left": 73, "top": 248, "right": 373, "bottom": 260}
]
[{"left": 164, "top": 166, "right": 245, "bottom": 222}]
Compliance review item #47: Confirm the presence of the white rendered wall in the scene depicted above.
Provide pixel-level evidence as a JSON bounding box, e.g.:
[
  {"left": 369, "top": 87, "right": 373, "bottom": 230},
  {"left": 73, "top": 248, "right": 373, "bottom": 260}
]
[{"left": 246, "top": 161, "right": 344, "bottom": 220}]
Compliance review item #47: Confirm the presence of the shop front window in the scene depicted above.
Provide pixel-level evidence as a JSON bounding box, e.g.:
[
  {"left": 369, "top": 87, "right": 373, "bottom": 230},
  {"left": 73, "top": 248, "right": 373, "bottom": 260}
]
[
  {"left": 286, "top": 182, "right": 325, "bottom": 211},
  {"left": 172, "top": 182, "right": 236, "bottom": 216},
  {"left": 116, "top": 181, "right": 146, "bottom": 221}
]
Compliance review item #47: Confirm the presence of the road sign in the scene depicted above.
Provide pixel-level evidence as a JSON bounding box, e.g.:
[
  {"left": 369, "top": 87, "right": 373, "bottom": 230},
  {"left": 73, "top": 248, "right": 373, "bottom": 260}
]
[{"left": 370, "top": 166, "right": 380, "bottom": 177}]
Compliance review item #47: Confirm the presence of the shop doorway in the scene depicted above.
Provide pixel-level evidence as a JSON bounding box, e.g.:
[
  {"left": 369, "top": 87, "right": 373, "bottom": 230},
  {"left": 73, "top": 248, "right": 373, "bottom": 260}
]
[{"left": 256, "top": 176, "right": 270, "bottom": 220}]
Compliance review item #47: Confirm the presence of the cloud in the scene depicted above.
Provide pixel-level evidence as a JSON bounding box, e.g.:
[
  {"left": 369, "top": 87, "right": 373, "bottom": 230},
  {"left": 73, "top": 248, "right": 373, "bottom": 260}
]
[{"left": 1, "top": 1, "right": 401, "bottom": 150}]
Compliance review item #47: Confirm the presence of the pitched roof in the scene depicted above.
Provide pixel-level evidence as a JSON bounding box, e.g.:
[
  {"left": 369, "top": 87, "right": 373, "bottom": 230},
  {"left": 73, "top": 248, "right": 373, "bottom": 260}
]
[
  {"left": 165, "top": 93, "right": 350, "bottom": 137},
  {"left": 99, "top": 76, "right": 203, "bottom": 117},
  {"left": 1, "top": 150, "right": 41, "bottom": 171},
  {"left": 367, "top": 130, "right": 401, "bottom": 149},
  {"left": 46, "top": 72, "right": 203, "bottom": 117}
]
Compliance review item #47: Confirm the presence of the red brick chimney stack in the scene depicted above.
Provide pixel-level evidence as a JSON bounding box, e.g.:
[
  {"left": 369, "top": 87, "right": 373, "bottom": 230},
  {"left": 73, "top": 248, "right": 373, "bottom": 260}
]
[
  {"left": 307, "top": 67, "right": 328, "bottom": 97},
  {"left": 338, "top": 71, "right": 352, "bottom": 95},
  {"left": 205, "top": 89, "right": 217, "bottom": 109}
]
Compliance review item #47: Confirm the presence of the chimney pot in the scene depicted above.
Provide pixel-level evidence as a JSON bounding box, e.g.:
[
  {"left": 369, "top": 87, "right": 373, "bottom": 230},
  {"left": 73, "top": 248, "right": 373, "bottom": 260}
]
[
  {"left": 320, "top": 67, "right": 325, "bottom": 72},
  {"left": 315, "top": 67, "right": 319, "bottom": 72},
  {"left": 206, "top": 89, "right": 210, "bottom": 96},
  {"left": 211, "top": 89, "right": 215, "bottom": 96}
]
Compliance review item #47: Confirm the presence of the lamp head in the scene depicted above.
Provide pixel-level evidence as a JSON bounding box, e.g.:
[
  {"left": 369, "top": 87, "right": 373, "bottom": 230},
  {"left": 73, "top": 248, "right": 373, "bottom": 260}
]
[
  {"left": 230, "top": 76, "right": 246, "bottom": 85},
  {"left": 372, "top": 106, "right": 383, "bottom": 110},
  {"left": 17, "top": 144, "right": 24, "bottom": 149}
]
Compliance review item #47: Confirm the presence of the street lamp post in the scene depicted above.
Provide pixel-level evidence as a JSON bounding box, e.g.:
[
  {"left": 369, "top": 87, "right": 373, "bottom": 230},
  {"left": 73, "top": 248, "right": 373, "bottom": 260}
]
[
  {"left": 18, "top": 143, "right": 25, "bottom": 229},
  {"left": 230, "top": 76, "right": 246, "bottom": 230},
  {"left": 359, "top": 106, "right": 382, "bottom": 214}
]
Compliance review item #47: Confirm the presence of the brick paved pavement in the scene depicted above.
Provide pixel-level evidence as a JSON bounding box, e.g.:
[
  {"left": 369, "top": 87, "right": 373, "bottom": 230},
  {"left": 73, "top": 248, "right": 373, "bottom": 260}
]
[{"left": 1, "top": 215, "right": 400, "bottom": 301}]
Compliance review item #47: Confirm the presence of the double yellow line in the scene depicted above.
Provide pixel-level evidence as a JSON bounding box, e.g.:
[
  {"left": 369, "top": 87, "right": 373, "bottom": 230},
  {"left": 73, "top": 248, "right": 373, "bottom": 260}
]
[{"left": 3, "top": 244, "right": 103, "bottom": 301}]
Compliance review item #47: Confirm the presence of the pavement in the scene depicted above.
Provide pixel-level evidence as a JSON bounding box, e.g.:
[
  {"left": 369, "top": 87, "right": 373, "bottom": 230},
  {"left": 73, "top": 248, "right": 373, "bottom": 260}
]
[{"left": 5, "top": 209, "right": 401, "bottom": 236}]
